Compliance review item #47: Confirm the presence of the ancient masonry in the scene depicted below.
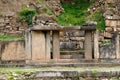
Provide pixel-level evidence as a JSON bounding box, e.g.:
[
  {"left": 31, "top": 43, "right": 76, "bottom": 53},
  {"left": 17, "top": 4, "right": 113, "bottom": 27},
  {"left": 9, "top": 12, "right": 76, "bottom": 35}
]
[{"left": 0, "top": 0, "right": 64, "bottom": 36}]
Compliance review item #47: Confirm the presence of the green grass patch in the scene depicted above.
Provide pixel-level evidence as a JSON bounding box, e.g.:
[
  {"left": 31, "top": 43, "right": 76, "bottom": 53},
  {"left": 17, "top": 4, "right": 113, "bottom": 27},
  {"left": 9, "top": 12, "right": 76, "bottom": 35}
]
[
  {"left": 88, "top": 10, "right": 106, "bottom": 30},
  {"left": 0, "top": 35, "right": 24, "bottom": 41},
  {"left": 57, "top": 0, "right": 94, "bottom": 26},
  {"left": 57, "top": 0, "right": 105, "bottom": 30}
]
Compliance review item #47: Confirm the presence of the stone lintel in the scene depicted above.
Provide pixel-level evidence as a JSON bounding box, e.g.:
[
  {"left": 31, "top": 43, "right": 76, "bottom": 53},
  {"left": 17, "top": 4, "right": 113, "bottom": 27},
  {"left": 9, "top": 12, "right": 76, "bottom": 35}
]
[
  {"left": 30, "top": 25, "right": 96, "bottom": 31},
  {"left": 81, "top": 25, "right": 96, "bottom": 31}
]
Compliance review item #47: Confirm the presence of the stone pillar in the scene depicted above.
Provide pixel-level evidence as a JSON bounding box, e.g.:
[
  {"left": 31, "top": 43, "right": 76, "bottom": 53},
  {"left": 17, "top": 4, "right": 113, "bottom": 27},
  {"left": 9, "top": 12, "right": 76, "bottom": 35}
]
[
  {"left": 45, "top": 31, "right": 51, "bottom": 61},
  {"left": 31, "top": 31, "right": 46, "bottom": 62},
  {"left": 94, "top": 30, "right": 99, "bottom": 59},
  {"left": 52, "top": 31, "right": 60, "bottom": 60},
  {"left": 116, "top": 32, "right": 120, "bottom": 59},
  {"left": 25, "top": 30, "right": 32, "bottom": 62},
  {"left": 84, "top": 31, "right": 92, "bottom": 60}
]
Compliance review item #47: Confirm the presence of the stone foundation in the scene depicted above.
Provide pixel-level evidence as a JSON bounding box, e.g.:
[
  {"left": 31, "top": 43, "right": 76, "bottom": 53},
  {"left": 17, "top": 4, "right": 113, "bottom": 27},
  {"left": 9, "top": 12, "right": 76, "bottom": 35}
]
[{"left": 1, "top": 70, "right": 120, "bottom": 80}]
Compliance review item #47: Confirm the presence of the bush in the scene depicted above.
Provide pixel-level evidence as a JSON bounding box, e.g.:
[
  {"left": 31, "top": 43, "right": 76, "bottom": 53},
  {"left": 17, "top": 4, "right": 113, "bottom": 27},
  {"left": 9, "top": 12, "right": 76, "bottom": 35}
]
[{"left": 19, "top": 8, "right": 37, "bottom": 25}]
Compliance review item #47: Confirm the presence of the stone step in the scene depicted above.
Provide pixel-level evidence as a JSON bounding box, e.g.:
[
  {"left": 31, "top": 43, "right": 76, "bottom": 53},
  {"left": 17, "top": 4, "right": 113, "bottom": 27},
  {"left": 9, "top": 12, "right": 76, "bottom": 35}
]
[{"left": 0, "top": 62, "right": 120, "bottom": 67}]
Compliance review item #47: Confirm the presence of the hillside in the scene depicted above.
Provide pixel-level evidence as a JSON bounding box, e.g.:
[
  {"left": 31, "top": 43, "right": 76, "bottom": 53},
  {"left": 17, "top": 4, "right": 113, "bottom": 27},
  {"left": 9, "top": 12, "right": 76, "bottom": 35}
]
[{"left": 0, "top": 0, "right": 119, "bottom": 39}]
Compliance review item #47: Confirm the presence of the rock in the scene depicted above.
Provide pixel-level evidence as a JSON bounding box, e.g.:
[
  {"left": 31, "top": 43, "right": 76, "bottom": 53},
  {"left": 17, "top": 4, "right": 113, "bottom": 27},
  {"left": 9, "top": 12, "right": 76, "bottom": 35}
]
[
  {"left": 46, "top": 0, "right": 64, "bottom": 16},
  {"left": 60, "top": 42, "right": 77, "bottom": 49},
  {"left": 0, "top": 18, "right": 4, "bottom": 23},
  {"left": 105, "top": 27, "right": 113, "bottom": 32},
  {"left": 33, "top": 14, "right": 56, "bottom": 25},
  {"left": 104, "top": 32, "right": 113, "bottom": 38},
  {"left": 105, "top": 19, "right": 117, "bottom": 27},
  {"left": 5, "top": 12, "right": 15, "bottom": 17},
  {"left": 106, "top": 0, "right": 115, "bottom": 3},
  {"left": 103, "top": 9, "right": 115, "bottom": 17},
  {"left": 100, "top": 44, "right": 116, "bottom": 59}
]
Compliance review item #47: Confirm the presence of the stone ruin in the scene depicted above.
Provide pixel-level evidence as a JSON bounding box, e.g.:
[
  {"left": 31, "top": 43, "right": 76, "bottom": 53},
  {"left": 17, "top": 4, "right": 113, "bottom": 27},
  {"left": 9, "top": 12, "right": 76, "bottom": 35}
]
[{"left": 0, "top": 0, "right": 120, "bottom": 65}]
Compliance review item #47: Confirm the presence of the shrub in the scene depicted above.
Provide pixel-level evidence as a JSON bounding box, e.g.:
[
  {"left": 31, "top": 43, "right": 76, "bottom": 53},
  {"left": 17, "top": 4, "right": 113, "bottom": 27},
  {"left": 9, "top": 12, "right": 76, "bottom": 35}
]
[{"left": 19, "top": 8, "right": 37, "bottom": 25}]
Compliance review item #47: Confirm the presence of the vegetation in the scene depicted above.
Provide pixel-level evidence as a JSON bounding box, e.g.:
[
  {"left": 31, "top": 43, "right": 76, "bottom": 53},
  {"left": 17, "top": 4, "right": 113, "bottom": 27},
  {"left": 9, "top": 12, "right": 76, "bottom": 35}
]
[
  {"left": 0, "top": 35, "right": 24, "bottom": 41},
  {"left": 57, "top": 0, "right": 105, "bottom": 30},
  {"left": 88, "top": 10, "right": 106, "bottom": 30},
  {"left": 19, "top": 8, "right": 37, "bottom": 25}
]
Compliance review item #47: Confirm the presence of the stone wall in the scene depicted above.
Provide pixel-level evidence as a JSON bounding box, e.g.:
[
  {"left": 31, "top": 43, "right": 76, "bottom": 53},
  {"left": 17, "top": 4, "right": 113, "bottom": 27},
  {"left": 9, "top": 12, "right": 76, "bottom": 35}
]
[
  {"left": 0, "top": 13, "right": 27, "bottom": 36},
  {"left": 0, "top": 40, "right": 25, "bottom": 61},
  {"left": 0, "top": 0, "right": 63, "bottom": 36},
  {"left": 60, "top": 30, "right": 85, "bottom": 59}
]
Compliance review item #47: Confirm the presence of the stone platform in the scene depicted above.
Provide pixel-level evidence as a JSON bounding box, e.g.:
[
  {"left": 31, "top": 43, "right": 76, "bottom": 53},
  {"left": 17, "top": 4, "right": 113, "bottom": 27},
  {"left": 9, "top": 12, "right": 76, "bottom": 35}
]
[{"left": 1, "top": 67, "right": 120, "bottom": 80}]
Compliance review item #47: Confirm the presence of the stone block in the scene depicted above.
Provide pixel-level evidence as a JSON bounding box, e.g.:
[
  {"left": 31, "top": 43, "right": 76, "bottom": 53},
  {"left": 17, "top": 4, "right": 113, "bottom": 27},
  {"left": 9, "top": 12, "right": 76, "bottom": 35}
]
[
  {"left": 84, "top": 31, "right": 92, "bottom": 60},
  {"left": 99, "top": 44, "right": 116, "bottom": 59},
  {"left": 32, "top": 31, "right": 46, "bottom": 61},
  {"left": 1, "top": 41, "right": 25, "bottom": 60},
  {"left": 117, "top": 28, "right": 120, "bottom": 31},
  {"left": 61, "top": 30, "right": 85, "bottom": 37},
  {"left": 105, "top": 20, "right": 117, "bottom": 27},
  {"left": 60, "top": 55, "right": 72, "bottom": 59},
  {"left": 104, "top": 32, "right": 112, "bottom": 38},
  {"left": 70, "top": 37, "right": 84, "bottom": 41},
  {"left": 105, "top": 27, "right": 113, "bottom": 32},
  {"left": 0, "top": 18, "right": 4, "bottom": 23},
  {"left": 117, "top": 21, "right": 120, "bottom": 27},
  {"left": 106, "top": 0, "right": 115, "bottom": 3},
  {"left": 60, "top": 42, "right": 77, "bottom": 49}
]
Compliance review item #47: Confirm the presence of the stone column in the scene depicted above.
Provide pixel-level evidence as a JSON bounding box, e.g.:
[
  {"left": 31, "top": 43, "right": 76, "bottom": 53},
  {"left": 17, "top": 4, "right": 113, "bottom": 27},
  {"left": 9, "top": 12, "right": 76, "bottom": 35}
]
[
  {"left": 84, "top": 31, "right": 92, "bottom": 60},
  {"left": 116, "top": 32, "right": 120, "bottom": 59},
  {"left": 45, "top": 31, "right": 51, "bottom": 61},
  {"left": 94, "top": 30, "right": 99, "bottom": 59},
  {"left": 52, "top": 30, "right": 60, "bottom": 60},
  {"left": 25, "top": 30, "right": 32, "bottom": 63}
]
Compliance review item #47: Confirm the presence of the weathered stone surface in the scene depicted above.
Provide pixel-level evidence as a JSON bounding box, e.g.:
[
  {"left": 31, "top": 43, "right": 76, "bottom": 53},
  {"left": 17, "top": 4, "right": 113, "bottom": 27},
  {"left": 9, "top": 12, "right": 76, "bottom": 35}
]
[
  {"left": 60, "top": 42, "right": 77, "bottom": 49},
  {"left": 46, "top": 0, "right": 64, "bottom": 17},
  {"left": 52, "top": 31, "right": 60, "bottom": 60},
  {"left": 105, "top": 20, "right": 117, "bottom": 27},
  {"left": 99, "top": 44, "right": 116, "bottom": 59},
  {"left": 94, "top": 30, "right": 99, "bottom": 59},
  {"left": 60, "top": 55, "right": 72, "bottom": 59},
  {"left": 84, "top": 31, "right": 92, "bottom": 60},
  {"left": 31, "top": 31, "right": 46, "bottom": 61},
  {"left": 104, "top": 32, "right": 112, "bottom": 38},
  {"left": 0, "top": 41, "right": 25, "bottom": 60},
  {"left": 106, "top": 0, "right": 116, "bottom": 3},
  {"left": 64, "top": 30, "right": 85, "bottom": 37},
  {"left": 105, "top": 27, "right": 113, "bottom": 32},
  {"left": 60, "top": 41, "right": 84, "bottom": 49}
]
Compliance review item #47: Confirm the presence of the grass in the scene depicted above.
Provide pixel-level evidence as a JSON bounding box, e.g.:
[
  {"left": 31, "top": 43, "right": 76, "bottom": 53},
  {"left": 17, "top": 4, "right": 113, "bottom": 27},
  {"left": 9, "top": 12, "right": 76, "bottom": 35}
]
[
  {"left": 19, "top": 8, "right": 37, "bottom": 25},
  {"left": 57, "top": 0, "right": 105, "bottom": 30},
  {"left": 88, "top": 10, "right": 106, "bottom": 30},
  {"left": 0, "top": 35, "right": 24, "bottom": 41},
  {"left": 57, "top": 0, "right": 95, "bottom": 26},
  {"left": 0, "top": 66, "right": 120, "bottom": 73}
]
